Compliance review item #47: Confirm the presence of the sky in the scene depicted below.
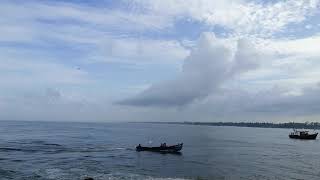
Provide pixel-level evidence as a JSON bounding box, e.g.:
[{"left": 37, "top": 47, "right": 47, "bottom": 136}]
[{"left": 1, "top": 0, "right": 320, "bottom": 122}]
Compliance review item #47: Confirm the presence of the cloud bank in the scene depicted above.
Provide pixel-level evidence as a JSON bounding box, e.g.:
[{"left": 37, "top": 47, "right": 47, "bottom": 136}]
[{"left": 117, "top": 33, "right": 260, "bottom": 107}]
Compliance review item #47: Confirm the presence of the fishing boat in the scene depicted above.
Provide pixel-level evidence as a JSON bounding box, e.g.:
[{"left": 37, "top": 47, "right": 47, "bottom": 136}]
[
  {"left": 136, "top": 143, "right": 183, "bottom": 152},
  {"left": 289, "top": 129, "right": 318, "bottom": 140}
]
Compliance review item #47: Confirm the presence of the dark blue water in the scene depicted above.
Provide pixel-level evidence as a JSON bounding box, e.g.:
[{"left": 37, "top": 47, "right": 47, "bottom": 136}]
[{"left": 1, "top": 121, "right": 320, "bottom": 180}]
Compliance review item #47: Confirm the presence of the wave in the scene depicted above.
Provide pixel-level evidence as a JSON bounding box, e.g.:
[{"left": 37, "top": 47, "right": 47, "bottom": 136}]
[
  {"left": 34, "top": 170, "right": 191, "bottom": 180},
  {"left": 0, "top": 147, "right": 38, "bottom": 153},
  {"left": 0, "top": 141, "right": 132, "bottom": 154},
  {"left": 43, "top": 143, "right": 62, "bottom": 147},
  {"left": 86, "top": 172, "right": 190, "bottom": 180}
]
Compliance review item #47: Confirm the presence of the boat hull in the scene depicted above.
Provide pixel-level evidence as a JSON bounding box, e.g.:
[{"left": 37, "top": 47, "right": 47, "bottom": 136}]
[
  {"left": 289, "top": 133, "right": 318, "bottom": 140},
  {"left": 136, "top": 143, "right": 183, "bottom": 152}
]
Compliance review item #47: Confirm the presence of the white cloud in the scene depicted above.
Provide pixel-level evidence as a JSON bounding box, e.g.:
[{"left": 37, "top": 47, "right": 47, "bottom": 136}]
[
  {"left": 176, "top": 83, "right": 320, "bottom": 122},
  {"left": 261, "top": 34, "right": 320, "bottom": 56},
  {"left": 0, "top": 1, "right": 189, "bottom": 66},
  {"left": 88, "top": 37, "right": 190, "bottom": 65},
  {"left": 132, "top": 0, "right": 320, "bottom": 37},
  {"left": 238, "top": 34, "right": 320, "bottom": 93},
  {"left": 0, "top": 1, "right": 172, "bottom": 38},
  {"left": 117, "top": 32, "right": 260, "bottom": 106},
  {"left": 114, "top": 30, "right": 320, "bottom": 121}
]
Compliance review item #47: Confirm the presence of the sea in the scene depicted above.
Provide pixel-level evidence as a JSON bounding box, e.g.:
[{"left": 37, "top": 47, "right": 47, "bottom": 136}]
[{"left": 0, "top": 121, "right": 320, "bottom": 180}]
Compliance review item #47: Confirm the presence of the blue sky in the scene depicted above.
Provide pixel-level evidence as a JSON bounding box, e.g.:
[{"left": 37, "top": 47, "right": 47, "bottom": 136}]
[{"left": 1, "top": 0, "right": 320, "bottom": 122}]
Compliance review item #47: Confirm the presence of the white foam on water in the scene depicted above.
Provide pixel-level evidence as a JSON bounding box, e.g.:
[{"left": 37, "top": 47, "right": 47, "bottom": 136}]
[
  {"left": 146, "top": 178, "right": 189, "bottom": 180},
  {"left": 45, "top": 168, "right": 68, "bottom": 179},
  {"left": 38, "top": 169, "right": 190, "bottom": 180},
  {"left": 91, "top": 172, "right": 190, "bottom": 180}
]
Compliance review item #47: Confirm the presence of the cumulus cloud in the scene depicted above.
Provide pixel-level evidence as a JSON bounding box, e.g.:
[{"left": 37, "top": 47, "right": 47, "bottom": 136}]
[{"left": 117, "top": 33, "right": 260, "bottom": 107}]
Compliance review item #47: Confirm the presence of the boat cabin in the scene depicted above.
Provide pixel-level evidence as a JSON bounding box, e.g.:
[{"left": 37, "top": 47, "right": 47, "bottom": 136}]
[{"left": 290, "top": 130, "right": 309, "bottom": 136}]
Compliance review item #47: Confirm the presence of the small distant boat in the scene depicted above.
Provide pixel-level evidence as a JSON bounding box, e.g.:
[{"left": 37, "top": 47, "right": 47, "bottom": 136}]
[
  {"left": 289, "top": 129, "right": 318, "bottom": 140},
  {"left": 136, "top": 143, "right": 183, "bottom": 153}
]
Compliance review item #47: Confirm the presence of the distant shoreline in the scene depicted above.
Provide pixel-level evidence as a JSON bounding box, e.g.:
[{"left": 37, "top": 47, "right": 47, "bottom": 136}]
[{"left": 138, "top": 121, "right": 320, "bottom": 130}]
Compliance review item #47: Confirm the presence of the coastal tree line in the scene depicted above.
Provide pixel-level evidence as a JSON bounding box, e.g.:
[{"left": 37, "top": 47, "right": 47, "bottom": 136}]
[{"left": 148, "top": 121, "right": 320, "bottom": 129}]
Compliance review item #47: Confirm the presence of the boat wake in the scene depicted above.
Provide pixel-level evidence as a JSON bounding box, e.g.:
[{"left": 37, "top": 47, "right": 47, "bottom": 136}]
[{"left": 41, "top": 170, "right": 190, "bottom": 180}]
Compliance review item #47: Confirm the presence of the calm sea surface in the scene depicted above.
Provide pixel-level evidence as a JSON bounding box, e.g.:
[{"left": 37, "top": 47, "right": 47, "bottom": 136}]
[{"left": 0, "top": 121, "right": 320, "bottom": 180}]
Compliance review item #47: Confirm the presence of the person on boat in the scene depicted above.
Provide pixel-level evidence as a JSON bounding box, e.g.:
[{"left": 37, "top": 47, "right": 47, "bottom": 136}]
[
  {"left": 137, "top": 144, "right": 141, "bottom": 148},
  {"left": 160, "top": 143, "right": 166, "bottom": 147}
]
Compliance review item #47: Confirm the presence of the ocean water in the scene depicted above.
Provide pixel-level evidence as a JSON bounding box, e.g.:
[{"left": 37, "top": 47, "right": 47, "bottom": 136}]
[{"left": 1, "top": 121, "right": 320, "bottom": 180}]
